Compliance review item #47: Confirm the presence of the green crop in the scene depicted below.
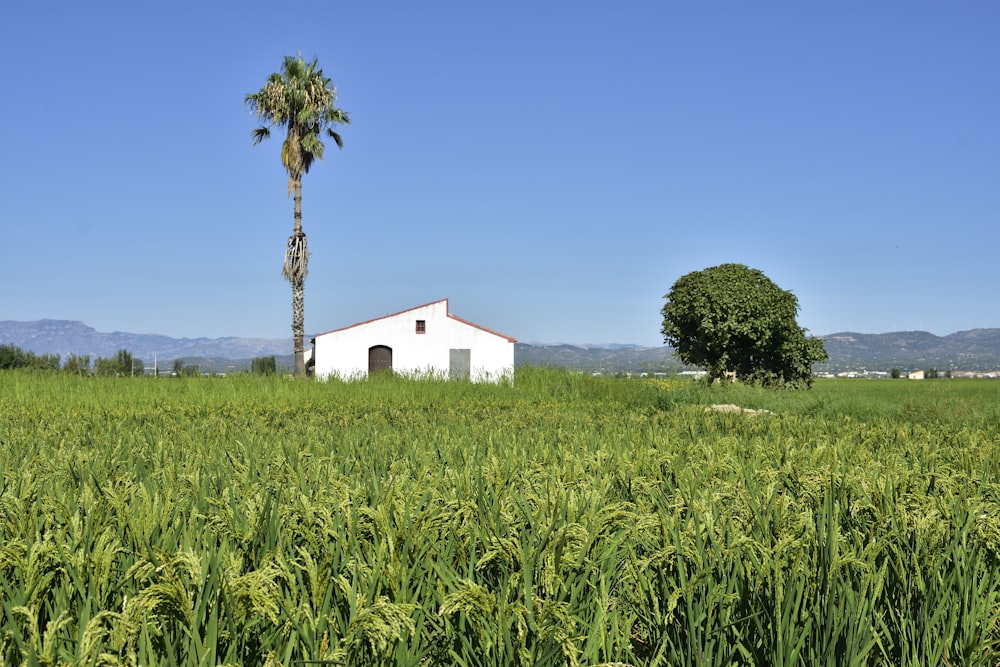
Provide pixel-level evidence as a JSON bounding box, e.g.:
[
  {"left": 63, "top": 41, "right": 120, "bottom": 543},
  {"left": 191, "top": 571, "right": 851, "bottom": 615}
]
[{"left": 0, "top": 370, "right": 998, "bottom": 665}]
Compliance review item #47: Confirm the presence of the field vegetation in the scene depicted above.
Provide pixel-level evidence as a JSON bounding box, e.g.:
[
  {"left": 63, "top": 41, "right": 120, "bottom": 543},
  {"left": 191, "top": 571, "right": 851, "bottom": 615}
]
[{"left": 1, "top": 369, "right": 999, "bottom": 665}]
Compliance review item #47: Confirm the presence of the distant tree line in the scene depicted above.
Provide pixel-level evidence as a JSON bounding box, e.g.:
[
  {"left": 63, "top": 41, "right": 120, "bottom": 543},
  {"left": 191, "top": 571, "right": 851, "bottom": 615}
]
[
  {"left": 1, "top": 344, "right": 284, "bottom": 377},
  {"left": 1, "top": 344, "right": 144, "bottom": 375},
  {"left": 0, "top": 344, "right": 60, "bottom": 371},
  {"left": 172, "top": 358, "right": 202, "bottom": 377}
]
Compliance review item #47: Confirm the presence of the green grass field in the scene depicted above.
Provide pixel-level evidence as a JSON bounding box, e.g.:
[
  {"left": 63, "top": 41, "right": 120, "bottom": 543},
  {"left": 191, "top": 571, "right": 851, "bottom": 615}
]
[{"left": 1, "top": 370, "right": 998, "bottom": 666}]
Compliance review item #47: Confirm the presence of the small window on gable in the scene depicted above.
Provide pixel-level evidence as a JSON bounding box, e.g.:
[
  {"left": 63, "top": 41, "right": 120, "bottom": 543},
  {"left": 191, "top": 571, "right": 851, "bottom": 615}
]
[{"left": 416, "top": 319, "right": 426, "bottom": 334}]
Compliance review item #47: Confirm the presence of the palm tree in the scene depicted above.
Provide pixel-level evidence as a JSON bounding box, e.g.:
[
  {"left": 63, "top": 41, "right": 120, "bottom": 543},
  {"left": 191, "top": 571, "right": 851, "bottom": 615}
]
[{"left": 245, "top": 55, "right": 350, "bottom": 377}]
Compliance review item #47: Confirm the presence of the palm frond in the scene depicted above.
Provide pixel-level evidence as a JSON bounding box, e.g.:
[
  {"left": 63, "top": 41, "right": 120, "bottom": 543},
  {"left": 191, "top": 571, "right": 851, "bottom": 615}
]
[
  {"left": 325, "top": 108, "right": 350, "bottom": 125},
  {"left": 301, "top": 134, "right": 325, "bottom": 162},
  {"left": 251, "top": 126, "right": 271, "bottom": 145},
  {"left": 326, "top": 128, "right": 344, "bottom": 150}
]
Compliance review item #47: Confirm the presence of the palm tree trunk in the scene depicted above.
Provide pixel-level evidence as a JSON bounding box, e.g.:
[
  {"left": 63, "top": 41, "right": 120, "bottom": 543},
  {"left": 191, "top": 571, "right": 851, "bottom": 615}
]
[
  {"left": 291, "top": 275, "right": 305, "bottom": 377},
  {"left": 292, "top": 172, "right": 303, "bottom": 235},
  {"left": 284, "top": 177, "right": 308, "bottom": 378}
]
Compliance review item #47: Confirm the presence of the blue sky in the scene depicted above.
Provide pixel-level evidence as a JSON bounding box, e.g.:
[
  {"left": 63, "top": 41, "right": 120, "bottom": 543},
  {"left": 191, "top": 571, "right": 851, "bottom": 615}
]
[{"left": 1, "top": 1, "right": 997, "bottom": 347}]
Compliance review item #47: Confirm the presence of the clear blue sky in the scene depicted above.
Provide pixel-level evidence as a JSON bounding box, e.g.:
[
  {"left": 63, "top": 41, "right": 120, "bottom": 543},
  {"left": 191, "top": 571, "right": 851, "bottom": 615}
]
[{"left": 2, "top": 1, "right": 997, "bottom": 347}]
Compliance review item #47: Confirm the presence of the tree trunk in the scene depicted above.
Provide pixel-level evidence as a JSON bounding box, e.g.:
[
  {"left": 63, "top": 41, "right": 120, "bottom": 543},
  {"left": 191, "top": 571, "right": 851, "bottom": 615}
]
[
  {"left": 292, "top": 275, "right": 305, "bottom": 377},
  {"left": 286, "top": 177, "right": 308, "bottom": 378},
  {"left": 292, "top": 172, "right": 303, "bottom": 235}
]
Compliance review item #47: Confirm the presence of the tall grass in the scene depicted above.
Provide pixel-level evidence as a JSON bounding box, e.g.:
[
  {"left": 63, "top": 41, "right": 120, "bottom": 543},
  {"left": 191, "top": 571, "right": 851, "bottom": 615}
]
[{"left": 0, "top": 369, "right": 998, "bottom": 665}]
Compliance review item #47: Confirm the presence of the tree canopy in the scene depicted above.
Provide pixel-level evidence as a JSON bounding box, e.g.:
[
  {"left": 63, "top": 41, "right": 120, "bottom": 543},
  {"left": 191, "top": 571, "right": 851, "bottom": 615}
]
[
  {"left": 245, "top": 55, "right": 349, "bottom": 199},
  {"left": 661, "top": 263, "right": 827, "bottom": 388}
]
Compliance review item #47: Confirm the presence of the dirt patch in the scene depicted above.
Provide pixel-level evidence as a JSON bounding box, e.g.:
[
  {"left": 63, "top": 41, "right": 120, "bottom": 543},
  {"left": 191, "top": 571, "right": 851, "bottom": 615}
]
[{"left": 706, "top": 404, "right": 773, "bottom": 416}]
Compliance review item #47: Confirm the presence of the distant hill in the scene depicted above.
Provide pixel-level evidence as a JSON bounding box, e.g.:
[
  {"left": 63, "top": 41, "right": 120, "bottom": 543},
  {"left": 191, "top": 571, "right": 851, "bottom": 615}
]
[
  {"left": 515, "top": 329, "right": 1000, "bottom": 374},
  {"left": 816, "top": 329, "right": 1000, "bottom": 373},
  {"left": 515, "top": 343, "right": 682, "bottom": 373},
  {"left": 0, "top": 319, "right": 291, "bottom": 368},
  {"left": 2, "top": 319, "right": 999, "bottom": 374}
]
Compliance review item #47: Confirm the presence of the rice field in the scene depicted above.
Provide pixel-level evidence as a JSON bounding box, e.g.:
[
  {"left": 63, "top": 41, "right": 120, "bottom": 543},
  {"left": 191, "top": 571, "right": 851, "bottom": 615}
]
[{"left": 1, "top": 369, "right": 999, "bottom": 666}]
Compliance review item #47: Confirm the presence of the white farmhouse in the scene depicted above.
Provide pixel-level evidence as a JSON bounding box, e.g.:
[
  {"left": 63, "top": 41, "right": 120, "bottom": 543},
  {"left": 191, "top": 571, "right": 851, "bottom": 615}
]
[{"left": 311, "top": 299, "right": 516, "bottom": 382}]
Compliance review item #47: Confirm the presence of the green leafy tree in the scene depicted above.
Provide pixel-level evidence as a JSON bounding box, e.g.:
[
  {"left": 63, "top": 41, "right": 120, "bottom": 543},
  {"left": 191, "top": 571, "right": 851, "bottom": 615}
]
[
  {"left": 94, "top": 356, "right": 118, "bottom": 376},
  {"left": 246, "top": 54, "right": 350, "bottom": 378},
  {"left": 660, "top": 263, "right": 828, "bottom": 388},
  {"left": 114, "top": 349, "right": 140, "bottom": 376},
  {"left": 251, "top": 355, "right": 277, "bottom": 375},
  {"left": 94, "top": 349, "right": 138, "bottom": 376},
  {"left": 38, "top": 353, "right": 60, "bottom": 370},
  {"left": 63, "top": 353, "right": 91, "bottom": 375},
  {"left": 0, "top": 343, "right": 24, "bottom": 369}
]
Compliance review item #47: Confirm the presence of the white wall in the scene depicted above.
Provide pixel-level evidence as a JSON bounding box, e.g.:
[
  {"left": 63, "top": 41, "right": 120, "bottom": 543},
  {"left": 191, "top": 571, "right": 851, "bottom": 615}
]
[{"left": 313, "top": 300, "right": 515, "bottom": 382}]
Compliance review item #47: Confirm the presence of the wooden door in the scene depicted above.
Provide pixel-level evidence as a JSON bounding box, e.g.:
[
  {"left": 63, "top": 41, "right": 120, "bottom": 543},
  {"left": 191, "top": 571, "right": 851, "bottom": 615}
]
[{"left": 368, "top": 345, "right": 392, "bottom": 374}]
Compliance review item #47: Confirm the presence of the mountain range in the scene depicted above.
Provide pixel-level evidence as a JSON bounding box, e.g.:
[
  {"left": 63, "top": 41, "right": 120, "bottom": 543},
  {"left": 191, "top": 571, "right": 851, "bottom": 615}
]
[
  {"left": 0, "top": 319, "right": 290, "bottom": 371},
  {"left": 817, "top": 329, "right": 1000, "bottom": 373},
  {"left": 2, "top": 319, "right": 999, "bottom": 374}
]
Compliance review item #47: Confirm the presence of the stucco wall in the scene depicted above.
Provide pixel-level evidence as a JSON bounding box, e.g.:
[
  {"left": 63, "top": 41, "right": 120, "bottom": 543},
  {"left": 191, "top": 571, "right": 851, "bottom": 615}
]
[{"left": 313, "top": 300, "right": 514, "bottom": 382}]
